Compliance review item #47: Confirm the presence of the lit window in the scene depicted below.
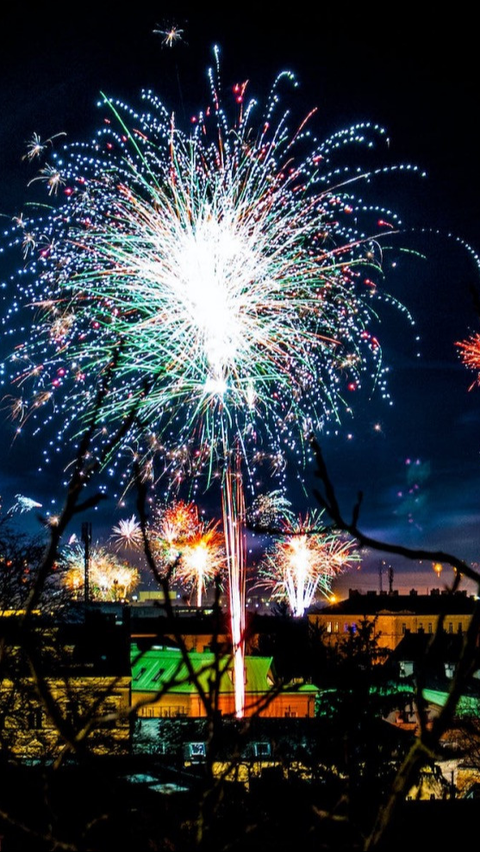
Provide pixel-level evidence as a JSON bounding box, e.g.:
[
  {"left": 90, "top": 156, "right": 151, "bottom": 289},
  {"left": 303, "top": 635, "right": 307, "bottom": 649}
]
[
  {"left": 187, "top": 742, "right": 206, "bottom": 762},
  {"left": 253, "top": 742, "right": 271, "bottom": 758}
]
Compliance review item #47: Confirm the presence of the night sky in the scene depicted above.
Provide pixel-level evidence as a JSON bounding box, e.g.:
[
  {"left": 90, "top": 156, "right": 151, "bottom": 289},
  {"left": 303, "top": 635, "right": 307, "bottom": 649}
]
[{"left": 1, "top": 4, "right": 479, "bottom": 597}]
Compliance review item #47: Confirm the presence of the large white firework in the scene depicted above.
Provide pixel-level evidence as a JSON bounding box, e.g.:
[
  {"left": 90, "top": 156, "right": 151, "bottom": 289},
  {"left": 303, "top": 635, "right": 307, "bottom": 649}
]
[{"left": 1, "top": 47, "right": 417, "bottom": 489}]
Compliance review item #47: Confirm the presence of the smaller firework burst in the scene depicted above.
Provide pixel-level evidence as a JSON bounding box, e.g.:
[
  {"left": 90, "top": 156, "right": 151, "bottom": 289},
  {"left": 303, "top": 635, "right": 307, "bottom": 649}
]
[
  {"left": 176, "top": 520, "right": 225, "bottom": 606},
  {"left": 62, "top": 544, "right": 140, "bottom": 601},
  {"left": 9, "top": 495, "right": 42, "bottom": 514},
  {"left": 152, "top": 22, "right": 185, "bottom": 48},
  {"left": 110, "top": 515, "right": 143, "bottom": 551},
  {"left": 456, "top": 333, "right": 480, "bottom": 389},
  {"left": 257, "top": 510, "right": 360, "bottom": 617},
  {"left": 147, "top": 500, "right": 225, "bottom": 603},
  {"left": 22, "top": 131, "right": 66, "bottom": 162},
  {"left": 246, "top": 489, "right": 295, "bottom": 531},
  {"left": 149, "top": 500, "right": 200, "bottom": 568}
]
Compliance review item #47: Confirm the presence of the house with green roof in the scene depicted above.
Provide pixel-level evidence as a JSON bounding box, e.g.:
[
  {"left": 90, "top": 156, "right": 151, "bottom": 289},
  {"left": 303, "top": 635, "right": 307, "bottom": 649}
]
[{"left": 131, "top": 645, "right": 318, "bottom": 718}]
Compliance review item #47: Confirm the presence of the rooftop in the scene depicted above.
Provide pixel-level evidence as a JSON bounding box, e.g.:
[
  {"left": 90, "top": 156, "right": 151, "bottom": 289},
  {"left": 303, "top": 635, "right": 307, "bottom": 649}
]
[
  {"left": 311, "top": 588, "right": 476, "bottom": 617},
  {"left": 131, "top": 646, "right": 317, "bottom": 695}
]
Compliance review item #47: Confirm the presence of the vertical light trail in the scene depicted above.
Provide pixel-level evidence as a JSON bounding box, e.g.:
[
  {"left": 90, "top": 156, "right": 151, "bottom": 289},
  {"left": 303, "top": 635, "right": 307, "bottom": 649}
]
[{"left": 221, "top": 449, "right": 246, "bottom": 717}]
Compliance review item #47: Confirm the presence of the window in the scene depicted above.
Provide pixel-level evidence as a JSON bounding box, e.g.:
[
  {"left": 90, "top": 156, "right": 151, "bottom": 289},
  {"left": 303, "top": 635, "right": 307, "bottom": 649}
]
[
  {"left": 159, "top": 706, "right": 187, "bottom": 718},
  {"left": 333, "top": 622, "right": 339, "bottom": 633},
  {"left": 399, "top": 661, "right": 414, "bottom": 678},
  {"left": 253, "top": 742, "right": 271, "bottom": 758},
  {"left": 402, "top": 623, "right": 407, "bottom": 634},
  {"left": 102, "top": 701, "right": 118, "bottom": 728},
  {"left": 27, "top": 708, "right": 43, "bottom": 730},
  {"left": 152, "top": 668, "right": 165, "bottom": 683},
  {"left": 133, "top": 667, "right": 146, "bottom": 681},
  {"left": 186, "top": 742, "right": 206, "bottom": 763},
  {"left": 326, "top": 621, "right": 332, "bottom": 633},
  {"left": 66, "top": 700, "right": 82, "bottom": 725},
  {"left": 140, "top": 706, "right": 155, "bottom": 718},
  {"left": 428, "top": 623, "right": 433, "bottom": 634}
]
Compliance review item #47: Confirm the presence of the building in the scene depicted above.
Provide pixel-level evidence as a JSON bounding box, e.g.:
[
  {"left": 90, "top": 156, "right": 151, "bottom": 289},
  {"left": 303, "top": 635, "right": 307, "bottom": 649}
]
[
  {"left": 129, "top": 606, "right": 231, "bottom": 653},
  {"left": 309, "top": 588, "right": 476, "bottom": 651},
  {"left": 0, "top": 612, "right": 131, "bottom": 759},
  {"left": 131, "top": 645, "right": 318, "bottom": 719}
]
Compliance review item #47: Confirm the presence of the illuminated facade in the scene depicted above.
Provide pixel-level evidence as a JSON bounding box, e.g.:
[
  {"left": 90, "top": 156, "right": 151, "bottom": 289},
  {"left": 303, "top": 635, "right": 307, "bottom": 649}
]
[
  {"left": 309, "top": 588, "right": 475, "bottom": 651},
  {"left": 0, "top": 617, "right": 131, "bottom": 759}
]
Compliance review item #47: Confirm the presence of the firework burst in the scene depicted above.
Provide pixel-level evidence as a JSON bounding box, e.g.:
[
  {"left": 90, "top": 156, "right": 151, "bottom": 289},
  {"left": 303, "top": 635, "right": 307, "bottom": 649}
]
[
  {"left": 175, "top": 520, "right": 225, "bottom": 607},
  {"left": 2, "top": 47, "right": 417, "bottom": 484},
  {"left": 246, "top": 489, "right": 295, "bottom": 531},
  {"left": 62, "top": 544, "right": 140, "bottom": 601},
  {"left": 456, "top": 332, "right": 480, "bottom": 389},
  {"left": 257, "top": 510, "right": 360, "bottom": 617},
  {"left": 110, "top": 514, "right": 143, "bottom": 551},
  {"left": 149, "top": 499, "right": 200, "bottom": 568},
  {"left": 145, "top": 499, "right": 225, "bottom": 604},
  {"left": 8, "top": 494, "right": 42, "bottom": 514}
]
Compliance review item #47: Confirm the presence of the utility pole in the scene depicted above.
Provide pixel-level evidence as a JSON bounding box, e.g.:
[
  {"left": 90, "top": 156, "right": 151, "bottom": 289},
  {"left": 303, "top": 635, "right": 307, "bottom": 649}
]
[
  {"left": 379, "top": 560, "right": 385, "bottom": 594},
  {"left": 388, "top": 564, "right": 394, "bottom": 595}
]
